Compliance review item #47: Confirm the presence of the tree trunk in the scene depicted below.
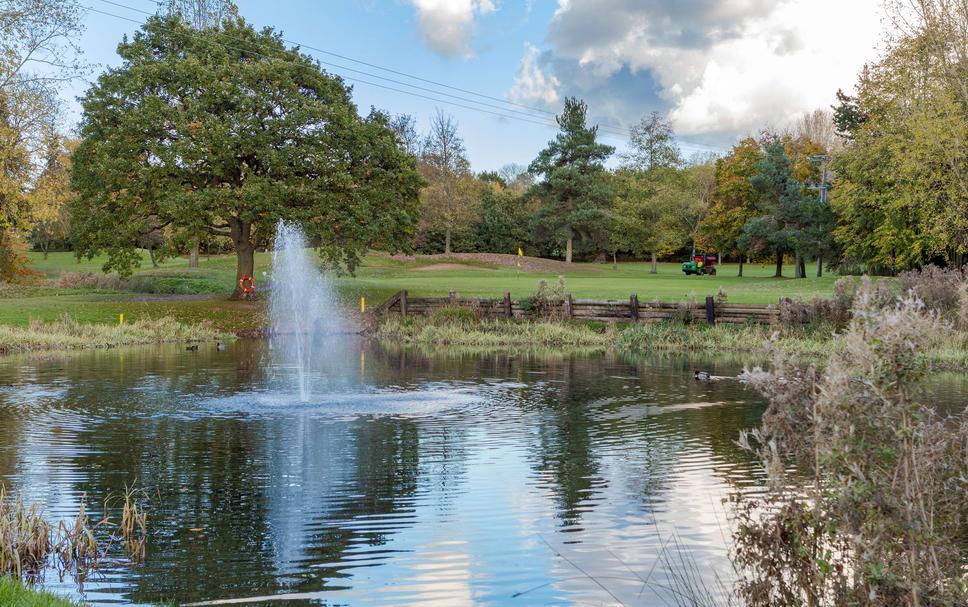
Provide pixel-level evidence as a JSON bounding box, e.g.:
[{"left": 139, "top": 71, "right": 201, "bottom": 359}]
[
  {"left": 149, "top": 248, "right": 159, "bottom": 268},
  {"left": 612, "top": 251, "right": 617, "bottom": 270},
  {"left": 795, "top": 254, "right": 803, "bottom": 279},
  {"left": 774, "top": 251, "right": 783, "bottom": 278},
  {"left": 738, "top": 256, "right": 744, "bottom": 277},
  {"left": 444, "top": 228, "right": 452, "bottom": 255},
  {"left": 189, "top": 240, "right": 199, "bottom": 268},
  {"left": 717, "top": 252, "right": 722, "bottom": 265},
  {"left": 798, "top": 256, "right": 806, "bottom": 279},
  {"left": 230, "top": 219, "right": 255, "bottom": 300},
  {"left": 565, "top": 238, "right": 573, "bottom": 264},
  {"left": 650, "top": 251, "right": 657, "bottom": 274},
  {"left": 817, "top": 255, "right": 823, "bottom": 278}
]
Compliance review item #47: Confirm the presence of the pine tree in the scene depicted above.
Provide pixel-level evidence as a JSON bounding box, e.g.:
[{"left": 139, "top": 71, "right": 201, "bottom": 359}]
[{"left": 528, "top": 98, "right": 614, "bottom": 263}]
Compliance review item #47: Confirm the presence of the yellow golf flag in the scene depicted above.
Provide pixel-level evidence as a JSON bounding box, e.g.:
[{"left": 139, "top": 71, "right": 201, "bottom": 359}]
[{"left": 518, "top": 247, "right": 523, "bottom": 257}]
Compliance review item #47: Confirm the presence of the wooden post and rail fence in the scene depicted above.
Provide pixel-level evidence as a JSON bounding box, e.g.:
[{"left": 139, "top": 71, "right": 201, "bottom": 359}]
[{"left": 371, "top": 290, "right": 795, "bottom": 325}]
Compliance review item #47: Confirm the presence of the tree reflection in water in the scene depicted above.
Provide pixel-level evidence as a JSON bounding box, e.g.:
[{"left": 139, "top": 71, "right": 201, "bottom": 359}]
[{"left": 0, "top": 341, "right": 781, "bottom": 606}]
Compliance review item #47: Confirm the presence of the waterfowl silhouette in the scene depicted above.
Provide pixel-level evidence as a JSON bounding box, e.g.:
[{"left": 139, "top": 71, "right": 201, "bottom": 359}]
[
  {"left": 186, "top": 344, "right": 198, "bottom": 351},
  {"left": 694, "top": 371, "right": 711, "bottom": 381}
]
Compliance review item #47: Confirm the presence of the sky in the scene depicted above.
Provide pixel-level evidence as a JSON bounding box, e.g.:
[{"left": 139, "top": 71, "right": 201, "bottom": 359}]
[{"left": 64, "top": 0, "right": 887, "bottom": 171}]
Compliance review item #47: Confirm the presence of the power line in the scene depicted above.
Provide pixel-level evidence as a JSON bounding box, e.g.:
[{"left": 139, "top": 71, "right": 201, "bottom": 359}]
[
  {"left": 86, "top": 0, "right": 642, "bottom": 139},
  {"left": 82, "top": 0, "right": 726, "bottom": 153},
  {"left": 122, "top": 0, "right": 562, "bottom": 118},
  {"left": 94, "top": 0, "right": 583, "bottom": 127},
  {"left": 80, "top": 3, "right": 571, "bottom": 133}
]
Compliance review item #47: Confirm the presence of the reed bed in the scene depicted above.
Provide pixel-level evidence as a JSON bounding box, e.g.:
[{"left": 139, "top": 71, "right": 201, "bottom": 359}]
[
  {"left": 377, "top": 315, "right": 615, "bottom": 348},
  {"left": 0, "top": 315, "right": 228, "bottom": 354},
  {"left": 0, "top": 485, "right": 150, "bottom": 586},
  {"left": 376, "top": 312, "right": 968, "bottom": 369}
]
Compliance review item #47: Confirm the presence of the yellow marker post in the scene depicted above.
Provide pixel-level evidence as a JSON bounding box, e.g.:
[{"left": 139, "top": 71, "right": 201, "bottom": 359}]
[
  {"left": 360, "top": 295, "right": 366, "bottom": 313},
  {"left": 517, "top": 247, "right": 523, "bottom": 269},
  {"left": 119, "top": 313, "right": 124, "bottom": 325}
]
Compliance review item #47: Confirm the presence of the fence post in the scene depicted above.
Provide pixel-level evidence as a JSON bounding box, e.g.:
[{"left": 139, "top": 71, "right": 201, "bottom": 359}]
[
  {"left": 503, "top": 292, "right": 512, "bottom": 319},
  {"left": 564, "top": 293, "right": 573, "bottom": 319},
  {"left": 630, "top": 294, "right": 640, "bottom": 322},
  {"left": 705, "top": 295, "right": 716, "bottom": 325},
  {"left": 449, "top": 290, "right": 457, "bottom": 306},
  {"left": 401, "top": 290, "right": 408, "bottom": 318}
]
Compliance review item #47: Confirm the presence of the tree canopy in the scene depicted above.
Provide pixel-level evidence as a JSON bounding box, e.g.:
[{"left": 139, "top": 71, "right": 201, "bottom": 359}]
[
  {"left": 832, "top": 26, "right": 968, "bottom": 272},
  {"left": 622, "top": 111, "right": 683, "bottom": 172},
  {"left": 70, "top": 14, "right": 422, "bottom": 296},
  {"left": 418, "top": 110, "right": 478, "bottom": 254}
]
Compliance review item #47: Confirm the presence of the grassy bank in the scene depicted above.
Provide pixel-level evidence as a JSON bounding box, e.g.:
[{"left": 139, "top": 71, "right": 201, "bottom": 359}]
[
  {"left": 0, "top": 250, "right": 840, "bottom": 332},
  {"left": 0, "top": 578, "right": 79, "bottom": 607},
  {"left": 376, "top": 315, "right": 836, "bottom": 353},
  {"left": 0, "top": 316, "right": 229, "bottom": 354},
  {"left": 375, "top": 315, "right": 968, "bottom": 369}
]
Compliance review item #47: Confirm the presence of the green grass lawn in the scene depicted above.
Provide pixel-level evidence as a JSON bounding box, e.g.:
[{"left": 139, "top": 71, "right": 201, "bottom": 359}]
[
  {"left": 2, "top": 250, "right": 839, "bottom": 330},
  {"left": 0, "top": 577, "right": 79, "bottom": 607}
]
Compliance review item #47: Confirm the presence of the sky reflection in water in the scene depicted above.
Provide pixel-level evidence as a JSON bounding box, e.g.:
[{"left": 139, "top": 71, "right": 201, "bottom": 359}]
[{"left": 0, "top": 340, "right": 774, "bottom": 606}]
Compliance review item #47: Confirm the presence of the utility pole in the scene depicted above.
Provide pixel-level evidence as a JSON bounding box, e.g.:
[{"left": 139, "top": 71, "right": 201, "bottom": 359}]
[
  {"left": 807, "top": 154, "right": 831, "bottom": 277},
  {"left": 807, "top": 154, "right": 830, "bottom": 203}
]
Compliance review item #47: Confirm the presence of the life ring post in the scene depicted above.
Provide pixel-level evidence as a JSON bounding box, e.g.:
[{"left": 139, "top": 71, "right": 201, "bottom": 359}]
[{"left": 239, "top": 274, "right": 256, "bottom": 297}]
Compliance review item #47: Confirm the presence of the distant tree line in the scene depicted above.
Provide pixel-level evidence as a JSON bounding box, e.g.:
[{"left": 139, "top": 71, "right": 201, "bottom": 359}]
[
  {"left": 3, "top": 0, "right": 965, "bottom": 287},
  {"left": 400, "top": 0, "right": 967, "bottom": 278}
]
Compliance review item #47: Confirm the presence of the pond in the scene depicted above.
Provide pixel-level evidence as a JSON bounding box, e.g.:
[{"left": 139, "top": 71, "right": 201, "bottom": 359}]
[{"left": 0, "top": 341, "right": 785, "bottom": 606}]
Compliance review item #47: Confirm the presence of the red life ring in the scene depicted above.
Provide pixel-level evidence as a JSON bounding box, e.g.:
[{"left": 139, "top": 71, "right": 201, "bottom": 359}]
[{"left": 239, "top": 275, "right": 255, "bottom": 294}]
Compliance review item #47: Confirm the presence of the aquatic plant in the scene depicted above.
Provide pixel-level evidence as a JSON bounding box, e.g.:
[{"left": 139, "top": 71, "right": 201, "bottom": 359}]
[
  {"left": 0, "top": 490, "right": 53, "bottom": 580},
  {"left": 0, "top": 484, "right": 152, "bottom": 585}
]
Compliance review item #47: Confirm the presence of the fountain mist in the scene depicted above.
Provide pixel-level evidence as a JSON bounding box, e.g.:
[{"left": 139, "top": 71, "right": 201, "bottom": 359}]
[{"left": 269, "top": 220, "right": 348, "bottom": 401}]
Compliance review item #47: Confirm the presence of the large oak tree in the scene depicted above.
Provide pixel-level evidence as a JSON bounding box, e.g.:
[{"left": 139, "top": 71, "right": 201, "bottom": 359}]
[{"left": 71, "top": 14, "right": 422, "bottom": 297}]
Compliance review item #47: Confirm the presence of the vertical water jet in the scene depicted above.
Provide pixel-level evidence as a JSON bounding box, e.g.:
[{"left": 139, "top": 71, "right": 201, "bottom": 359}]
[{"left": 269, "top": 220, "right": 346, "bottom": 401}]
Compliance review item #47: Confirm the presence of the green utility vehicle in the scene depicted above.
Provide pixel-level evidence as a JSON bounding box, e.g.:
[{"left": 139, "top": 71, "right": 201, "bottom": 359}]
[{"left": 681, "top": 254, "right": 717, "bottom": 276}]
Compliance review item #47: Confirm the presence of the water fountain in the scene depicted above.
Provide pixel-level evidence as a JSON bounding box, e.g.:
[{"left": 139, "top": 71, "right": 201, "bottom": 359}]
[{"left": 269, "top": 220, "right": 348, "bottom": 401}]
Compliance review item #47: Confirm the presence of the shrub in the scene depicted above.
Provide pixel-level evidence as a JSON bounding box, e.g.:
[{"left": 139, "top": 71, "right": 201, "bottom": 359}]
[
  {"left": 959, "top": 281, "right": 968, "bottom": 330},
  {"left": 432, "top": 306, "right": 479, "bottom": 325},
  {"left": 0, "top": 233, "right": 41, "bottom": 284},
  {"left": 520, "top": 276, "right": 566, "bottom": 320},
  {"left": 735, "top": 283, "right": 968, "bottom": 607},
  {"left": 55, "top": 272, "right": 99, "bottom": 289},
  {"left": 897, "top": 264, "right": 966, "bottom": 318}
]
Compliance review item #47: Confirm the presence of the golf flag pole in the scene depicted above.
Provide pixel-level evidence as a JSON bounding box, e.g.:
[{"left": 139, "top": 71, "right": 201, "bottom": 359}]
[{"left": 517, "top": 247, "right": 523, "bottom": 270}]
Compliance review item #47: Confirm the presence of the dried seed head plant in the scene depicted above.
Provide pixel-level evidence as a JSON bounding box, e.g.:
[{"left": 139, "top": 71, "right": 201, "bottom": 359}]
[{"left": 734, "top": 283, "right": 968, "bottom": 607}]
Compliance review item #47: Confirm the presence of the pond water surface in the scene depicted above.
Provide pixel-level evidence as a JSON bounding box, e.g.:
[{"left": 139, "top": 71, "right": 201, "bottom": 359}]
[{"left": 0, "top": 341, "right": 791, "bottom": 606}]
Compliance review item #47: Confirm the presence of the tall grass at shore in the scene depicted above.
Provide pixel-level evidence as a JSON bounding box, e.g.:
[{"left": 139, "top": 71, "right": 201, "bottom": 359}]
[
  {"left": 734, "top": 285, "right": 968, "bottom": 606},
  {"left": 376, "top": 315, "right": 616, "bottom": 348},
  {"left": 0, "top": 315, "right": 228, "bottom": 354},
  {"left": 376, "top": 313, "right": 835, "bottom": 353},
  {"left": 375, "top": 312, "right": 968, "bottom": 369},
  {"left": 0, "top": 577, "right": 80, "bottom": 607}
]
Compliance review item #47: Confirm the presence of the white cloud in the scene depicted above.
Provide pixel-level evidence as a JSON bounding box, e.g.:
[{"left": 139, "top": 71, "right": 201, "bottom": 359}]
[
  {"left": 528, "top": 0, "right": 884, "bottom": 141},
  {"left": 667, "top": 0, "right": 884, "bottom": 136},
  {"left": 409, "top": 0, "right": 497, "bottom": 58},
  {"left": 508, "top": 44, "right": 561, "bottom": 107}
]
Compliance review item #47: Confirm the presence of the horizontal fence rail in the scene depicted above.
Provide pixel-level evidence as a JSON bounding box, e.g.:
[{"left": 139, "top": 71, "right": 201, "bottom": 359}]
[{"left": 373, "top": 291, "right": 792, "bottom": 325}]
